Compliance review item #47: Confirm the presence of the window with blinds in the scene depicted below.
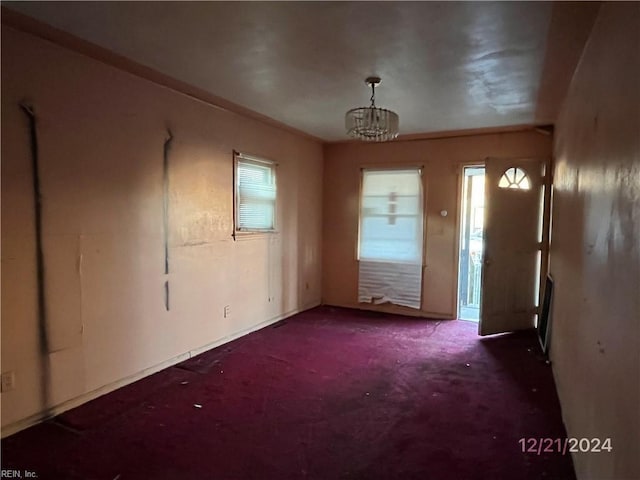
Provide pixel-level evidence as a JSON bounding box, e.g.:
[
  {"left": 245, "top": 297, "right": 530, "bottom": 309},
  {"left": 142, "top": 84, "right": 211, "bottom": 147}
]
[
  {"left": 234, "top": 152, "right": 277, "bottom": 232},
  {"left": 358, "top": 168, "right": 424, "bottom": 309}
]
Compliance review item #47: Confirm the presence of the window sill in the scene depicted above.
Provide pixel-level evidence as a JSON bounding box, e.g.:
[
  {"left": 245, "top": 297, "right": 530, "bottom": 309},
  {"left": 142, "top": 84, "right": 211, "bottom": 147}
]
[{"left": 233, "top": 230, "right": 278, "bottom": 241}]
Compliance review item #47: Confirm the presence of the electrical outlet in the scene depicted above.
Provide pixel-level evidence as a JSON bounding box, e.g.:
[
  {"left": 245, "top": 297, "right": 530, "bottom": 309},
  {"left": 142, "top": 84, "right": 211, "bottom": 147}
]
[
  {"left": 223, "top": 305, "right": 230, "bottom": 318},
  {"left": 1, "top": 371, "right": 15, "bottom": 392}
]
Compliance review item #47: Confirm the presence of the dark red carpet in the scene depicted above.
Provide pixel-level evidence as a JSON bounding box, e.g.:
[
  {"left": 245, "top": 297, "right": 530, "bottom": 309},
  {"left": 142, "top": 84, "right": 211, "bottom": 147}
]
[{"left": 1, "top": 307, "right": 575, "bottom": 480}]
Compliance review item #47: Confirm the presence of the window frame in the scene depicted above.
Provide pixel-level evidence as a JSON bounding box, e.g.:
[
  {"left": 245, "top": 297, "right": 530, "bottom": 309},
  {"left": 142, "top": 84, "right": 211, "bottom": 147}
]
[{"left": 233, "top": 151, "right": 278, "bottom": 235}]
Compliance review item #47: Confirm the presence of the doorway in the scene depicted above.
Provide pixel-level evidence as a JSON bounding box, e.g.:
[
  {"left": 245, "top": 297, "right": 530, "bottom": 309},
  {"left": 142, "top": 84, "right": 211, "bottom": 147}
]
[{"left": 457, "top": 166, "right": 485, "bottom": 321}]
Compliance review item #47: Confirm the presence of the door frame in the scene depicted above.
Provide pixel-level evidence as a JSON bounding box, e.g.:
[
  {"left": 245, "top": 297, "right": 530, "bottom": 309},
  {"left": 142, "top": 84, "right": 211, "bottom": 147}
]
[
  {"left": 454, "top": 161, "right": 489, "bottom": 320},
  {"left": 455, "top": 162, "right": 487, "bottom": 320},
  {"left": 538, "top": 157, "right": 553, "bottom": 319}
]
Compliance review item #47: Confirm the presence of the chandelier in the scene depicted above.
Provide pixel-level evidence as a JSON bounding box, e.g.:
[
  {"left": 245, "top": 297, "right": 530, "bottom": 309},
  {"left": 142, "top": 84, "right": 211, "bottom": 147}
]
[{"left": 345, "top": 76, "right": 399, "bottom": 142}]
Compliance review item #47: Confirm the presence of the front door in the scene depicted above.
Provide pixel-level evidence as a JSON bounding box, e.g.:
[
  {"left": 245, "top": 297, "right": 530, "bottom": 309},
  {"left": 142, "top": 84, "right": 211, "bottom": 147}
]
[{"left": 479, "top": 157, "right": 545, "bottom": 336}]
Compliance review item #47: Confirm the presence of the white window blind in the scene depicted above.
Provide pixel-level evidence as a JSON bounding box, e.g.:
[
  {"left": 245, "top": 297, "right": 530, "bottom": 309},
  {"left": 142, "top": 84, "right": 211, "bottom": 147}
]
[
  {"left": 358, "top": 168, "right": 424, "bottom": 309},
  {"left": 235, "top": 153, "right": 277, "bottom": 232}
]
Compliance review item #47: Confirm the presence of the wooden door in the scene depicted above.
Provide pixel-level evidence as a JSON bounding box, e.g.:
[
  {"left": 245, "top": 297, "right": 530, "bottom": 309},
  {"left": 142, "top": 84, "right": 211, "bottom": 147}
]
[{"left": 479, "top": 158, "right": 545, "bottom": 336}]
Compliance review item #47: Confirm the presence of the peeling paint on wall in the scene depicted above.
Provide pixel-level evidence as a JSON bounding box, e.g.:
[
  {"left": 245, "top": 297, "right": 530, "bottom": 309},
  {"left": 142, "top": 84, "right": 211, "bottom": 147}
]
[
  {"left": 1, "top": 26, "right": 323, "bottom": 433},
  {"left": 163, "top": 129, "right": 173, "bottom": 275},
  {"left": 163, "top": 129, "right": 173, "bottom": 311},
  {"left": 19, "top": 102, "right": 52, "bottom": 413}
]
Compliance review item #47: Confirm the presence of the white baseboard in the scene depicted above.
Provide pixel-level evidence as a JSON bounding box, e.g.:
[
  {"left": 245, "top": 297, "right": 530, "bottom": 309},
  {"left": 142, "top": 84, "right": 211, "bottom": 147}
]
[{"left": 1, "top": 304, "right": 318, "bottom": 438}]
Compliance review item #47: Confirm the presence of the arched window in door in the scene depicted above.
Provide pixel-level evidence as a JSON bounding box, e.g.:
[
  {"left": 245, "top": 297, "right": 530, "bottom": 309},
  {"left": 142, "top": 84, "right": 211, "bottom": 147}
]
[{"left": 498, "top": 167, "right": 531, "bottom": 190}]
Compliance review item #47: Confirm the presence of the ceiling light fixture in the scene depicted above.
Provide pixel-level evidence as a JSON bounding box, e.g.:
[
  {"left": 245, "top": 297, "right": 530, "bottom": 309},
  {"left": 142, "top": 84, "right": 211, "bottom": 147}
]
[{"left": 345, "top": 76, "right": 399, "bottom": 142}]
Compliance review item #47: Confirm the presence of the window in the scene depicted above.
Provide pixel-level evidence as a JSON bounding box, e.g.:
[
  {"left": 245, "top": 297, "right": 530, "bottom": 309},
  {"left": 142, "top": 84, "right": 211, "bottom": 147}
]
[
  {"left": 358, "top": 168, "right": 424, "bottom": 309},
  {"left": 359, "top": 169, "right": 423, "bottom": 263},
  {"left": 234, "top": 152, "right": 277, "bottom": 232},
  {"left": 498, "top": 167, "right": 530, "bottom": 190}
]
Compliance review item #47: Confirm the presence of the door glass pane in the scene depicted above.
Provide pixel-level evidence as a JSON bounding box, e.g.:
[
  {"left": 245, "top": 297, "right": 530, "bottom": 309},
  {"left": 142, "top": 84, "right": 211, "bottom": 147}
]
[{"left": 498, "top": 167, "right": 530, "bottom": 190}]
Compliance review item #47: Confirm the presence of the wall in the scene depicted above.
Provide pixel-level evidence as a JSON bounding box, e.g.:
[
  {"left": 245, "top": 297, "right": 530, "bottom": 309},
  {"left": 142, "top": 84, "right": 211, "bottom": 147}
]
[
  {"left": 1, "top": 26, "right": 323, "bottom": 434},
  {"left": 550, "top": 3, "right": 640, "bottom": 479},
  {"left": 323, "top": 131, "right": 551, "bottom": 318}
]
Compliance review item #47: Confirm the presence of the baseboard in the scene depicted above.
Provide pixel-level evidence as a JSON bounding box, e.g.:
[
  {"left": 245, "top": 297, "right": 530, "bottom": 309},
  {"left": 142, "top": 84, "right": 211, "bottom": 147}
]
[
  {"left": 1, "top": 303, "right": 319, "bottom": 438},
  {"left": 322, "top": 301, "right": 455, "bottom": 320}
]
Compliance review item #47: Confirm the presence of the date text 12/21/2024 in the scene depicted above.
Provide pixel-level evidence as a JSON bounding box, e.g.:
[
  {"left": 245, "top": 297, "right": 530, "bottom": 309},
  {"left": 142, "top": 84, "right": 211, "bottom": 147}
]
[{"left": 519, "top": 437, "right": 612, "bottom": 455}]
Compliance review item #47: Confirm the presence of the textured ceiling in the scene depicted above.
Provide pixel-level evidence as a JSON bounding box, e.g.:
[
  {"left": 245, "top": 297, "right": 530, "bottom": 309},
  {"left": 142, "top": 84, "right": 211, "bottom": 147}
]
[{"left": 4, "top": 2, "right": 599, "bottom": 141}]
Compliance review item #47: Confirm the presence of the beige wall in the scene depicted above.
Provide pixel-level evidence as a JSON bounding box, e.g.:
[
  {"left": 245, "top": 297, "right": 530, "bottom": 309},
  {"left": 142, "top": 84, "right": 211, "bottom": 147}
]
[
  {"left": 1, "top": 26, "right": 323, "bottom": 433},
  {"left": 550, "top": 3, "right": 640, "bottom": 479},
  {"left": 323, "top": 131, "right": 551, "bottom": 318}
]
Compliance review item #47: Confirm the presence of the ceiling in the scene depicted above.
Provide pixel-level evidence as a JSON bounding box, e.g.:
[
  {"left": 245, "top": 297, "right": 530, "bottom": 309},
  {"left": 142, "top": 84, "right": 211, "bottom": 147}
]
[{"left": 4, "top": 2, "right": 599, "bottom": 141}]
